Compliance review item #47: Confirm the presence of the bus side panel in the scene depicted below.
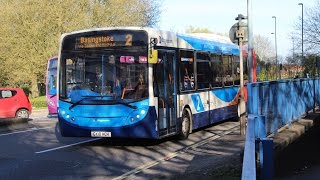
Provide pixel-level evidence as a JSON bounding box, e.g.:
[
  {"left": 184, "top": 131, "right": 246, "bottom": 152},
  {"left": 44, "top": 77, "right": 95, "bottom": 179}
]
[
  {"left": 58, "top": 106, "right": 159, "bottom": 139},
  {"left": 190, "top": 105, "right": 237, "bottom": 129},
  {"left": 179, "top": 87, "right": 239, "bottom": 131},
  {"left": 179, "top": 92, "right": 211, "bottom": 130},
  {"left": 176, "top": 105, "right": 237, "bottom": 133},
  {"left": 208, "top": 105, "right": 238, "bottom": 124}
]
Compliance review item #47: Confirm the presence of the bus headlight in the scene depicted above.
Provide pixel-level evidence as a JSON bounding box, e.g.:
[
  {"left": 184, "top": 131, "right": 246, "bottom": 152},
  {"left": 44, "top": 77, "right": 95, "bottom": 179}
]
[
  {"left": 48, "top": 100, "right": 55, "bottom": 107},
  {"left": 127, "top": 108, "right": 148, "bottom": 123},
  {"left": 61, "top": 110, "right": 66, "bottom": 115},
  {"left": 59, "top": 109, "right": 71, "bottom": 121}
]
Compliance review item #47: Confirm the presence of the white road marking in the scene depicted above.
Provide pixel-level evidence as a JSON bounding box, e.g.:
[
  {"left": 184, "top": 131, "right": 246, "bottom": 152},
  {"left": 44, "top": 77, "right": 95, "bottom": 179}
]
[
  {"left": 112, "top": 125, "right": 240, "bottom": 180},
  {"left": 35, "top": 138, "right": 102, "bottom": 154},
  {"left": 0, "top": 127, "right": 53, "bottom": 137}
]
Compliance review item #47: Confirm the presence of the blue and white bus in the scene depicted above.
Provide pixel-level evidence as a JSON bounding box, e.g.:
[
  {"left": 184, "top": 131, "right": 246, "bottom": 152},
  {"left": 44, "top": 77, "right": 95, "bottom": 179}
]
[{"left": 57, "top": 27, "right": 243, "bottom": 139}]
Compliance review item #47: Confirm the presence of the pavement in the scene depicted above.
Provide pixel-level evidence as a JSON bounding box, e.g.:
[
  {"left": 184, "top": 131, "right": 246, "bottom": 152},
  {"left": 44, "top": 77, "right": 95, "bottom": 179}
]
[
  {"left": 30, "top": 108, "right": 49, "bottom": 118},
  {"left": 270, "top": 110, "right": 320, "bottom": 154}
]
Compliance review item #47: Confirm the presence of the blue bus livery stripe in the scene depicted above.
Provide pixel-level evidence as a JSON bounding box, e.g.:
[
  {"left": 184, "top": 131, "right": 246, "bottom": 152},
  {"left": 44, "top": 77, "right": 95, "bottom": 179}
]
[
  {"left": 191, "top": 105, "right": 238, "bottom": 130},
  {"left": 212, "top": 87, "right": 239, "bottom": 103},
  {"left": 58, "top": 106, "right": 158, "bottom": 138},
  {"left": 177, "top": 34, "right": 240, "bottom": 55},
  {"left": 191, "top": 94, "right": 205, "bottom": 112}
]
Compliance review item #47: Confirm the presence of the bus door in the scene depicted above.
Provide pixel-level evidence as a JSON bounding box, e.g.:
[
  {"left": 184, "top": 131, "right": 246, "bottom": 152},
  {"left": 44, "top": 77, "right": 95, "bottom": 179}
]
[{"left": 155, "top": 50, "right": 177, "bottom": 137}]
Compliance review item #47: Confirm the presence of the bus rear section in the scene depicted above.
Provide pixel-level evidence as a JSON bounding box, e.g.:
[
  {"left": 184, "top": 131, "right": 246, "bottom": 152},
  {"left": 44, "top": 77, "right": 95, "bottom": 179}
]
[{"left": 46, "top": 56, "right": 58, "bottom": 117}]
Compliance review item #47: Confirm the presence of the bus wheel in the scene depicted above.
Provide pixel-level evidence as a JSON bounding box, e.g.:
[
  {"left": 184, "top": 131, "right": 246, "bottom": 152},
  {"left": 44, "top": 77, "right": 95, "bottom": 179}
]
[
  {"left": 179, "top": 108, "right": 191, "bottom": 139},
  {"left": 58, "top": 122, "right": 68, "bottom": 137}
]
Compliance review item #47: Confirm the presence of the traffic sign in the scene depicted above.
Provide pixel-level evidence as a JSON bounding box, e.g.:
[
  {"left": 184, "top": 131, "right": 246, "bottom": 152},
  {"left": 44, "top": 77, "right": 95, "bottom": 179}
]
[{"left": 229, "top": 22, "right": 248, "bottom": 45}]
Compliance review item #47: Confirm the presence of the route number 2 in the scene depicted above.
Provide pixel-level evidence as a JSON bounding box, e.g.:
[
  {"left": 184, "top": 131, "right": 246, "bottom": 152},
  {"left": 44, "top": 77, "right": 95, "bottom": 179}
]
[{"left": 125, "top": 34, "right": 132, "bottom": 46}]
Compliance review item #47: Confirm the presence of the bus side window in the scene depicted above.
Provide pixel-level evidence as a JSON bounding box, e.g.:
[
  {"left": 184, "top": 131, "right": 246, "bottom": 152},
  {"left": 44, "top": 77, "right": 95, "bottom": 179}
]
[
  {"left": 223, "top": 55, "right": 233, "bottom": 86},
  {"left": 196, "top": 52, "right": 210, "bottom": 89},
  {"left": 233, "top": 56, "right": 240, "bottom": 85},
  {"left": 179, "top": 50, "right": 194, "bottom": 91},
  {"left": 210, "top": 54, "right": 223, "bottom": 88}
]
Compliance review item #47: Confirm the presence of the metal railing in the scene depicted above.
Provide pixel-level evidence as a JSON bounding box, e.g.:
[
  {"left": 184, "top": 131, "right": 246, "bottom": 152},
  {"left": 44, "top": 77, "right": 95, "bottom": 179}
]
[{"left": 242, "top": 78, "right": 320, "bottom": 180}]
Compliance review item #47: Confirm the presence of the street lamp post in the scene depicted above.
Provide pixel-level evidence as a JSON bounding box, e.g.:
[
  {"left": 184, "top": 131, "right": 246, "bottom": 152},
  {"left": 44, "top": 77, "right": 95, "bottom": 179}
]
[
  {"left": 292, "top": 37, "right": 295, "bottom": 78},
  {"left": 298, "top": 3, "right": 304, "bottom": 63},
  {"left": 272, "top": 16, "right": 278, "bottom": 79}
]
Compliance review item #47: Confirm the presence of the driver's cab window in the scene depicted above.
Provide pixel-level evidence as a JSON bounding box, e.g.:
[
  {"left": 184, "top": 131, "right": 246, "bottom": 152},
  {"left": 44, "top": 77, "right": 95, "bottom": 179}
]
[{"left": 66, "top": 58, "right": 85, "bottom": 93}]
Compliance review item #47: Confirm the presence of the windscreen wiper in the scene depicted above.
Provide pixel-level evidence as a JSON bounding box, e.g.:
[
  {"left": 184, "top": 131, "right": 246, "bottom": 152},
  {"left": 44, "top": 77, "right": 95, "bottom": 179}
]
[
  {"left": 68, "top": 96, "right": 137, "bottom": 110},
  {"left": 69, "top": 95, "right": 104, "bottom": 110},
  {"left": 115, "top": 100, "right": 137, "bottom": 109}
]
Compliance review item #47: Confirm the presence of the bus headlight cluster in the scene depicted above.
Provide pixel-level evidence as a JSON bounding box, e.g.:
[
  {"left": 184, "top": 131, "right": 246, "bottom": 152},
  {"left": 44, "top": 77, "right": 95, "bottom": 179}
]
[
  {"left": 48, "top": 100, "right": 55, "bottom": 107},
  {"left": 127, "top": 108, "right": 148, "bottom": 123},
  {"left": 59, "top": 109, "right": 74, "bottom": 122}
]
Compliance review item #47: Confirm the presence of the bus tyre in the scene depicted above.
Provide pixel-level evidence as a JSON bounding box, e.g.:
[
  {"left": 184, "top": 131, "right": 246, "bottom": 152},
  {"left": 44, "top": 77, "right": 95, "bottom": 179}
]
[
  {"left": 179, "top": 108, "right": 191, "bottom": 139},
  {"left": 15, "top": 109, "right": 29, "bottom": 119},
  {"left": 57, "top": 122, "right": 68, "bottom": 137},
  {"left": 232, "top": 104, "right": 241, "bottom": 122}
]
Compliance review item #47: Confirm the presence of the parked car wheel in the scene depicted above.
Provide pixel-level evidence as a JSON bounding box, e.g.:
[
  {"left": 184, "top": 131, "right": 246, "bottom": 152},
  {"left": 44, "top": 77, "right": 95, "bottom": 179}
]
[{"left": 15, "top": 109, "right": 29, "bottom": 119}]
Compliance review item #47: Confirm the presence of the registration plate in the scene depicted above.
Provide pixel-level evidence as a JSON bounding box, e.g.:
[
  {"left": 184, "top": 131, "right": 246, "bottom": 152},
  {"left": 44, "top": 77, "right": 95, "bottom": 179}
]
[{"left": 91, "top": 131, "right": 111, "bottom": 137}]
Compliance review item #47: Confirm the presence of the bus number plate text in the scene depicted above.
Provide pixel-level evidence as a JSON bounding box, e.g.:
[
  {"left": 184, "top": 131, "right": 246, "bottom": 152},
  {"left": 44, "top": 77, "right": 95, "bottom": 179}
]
[{"left": 91, "top": 131, "right": 111, "bottom": 137}]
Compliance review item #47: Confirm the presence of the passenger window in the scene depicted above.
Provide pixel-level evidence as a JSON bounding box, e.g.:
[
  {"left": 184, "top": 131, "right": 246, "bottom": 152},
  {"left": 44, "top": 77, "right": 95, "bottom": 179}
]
[
  {"left": 233, "top": 56, "right": 240, "bottom": 85},
  {"left": 210, "top": 54, "right": 223, "bottom": 88},
  {"left": 180, "top": 50, "right": 194, "bottom": 91},
  {"left": 196, "top": 52, "right": 210, "bottom": 89},
  {"left": 223, "top": 55, "right": 233, "bottom": 86}
]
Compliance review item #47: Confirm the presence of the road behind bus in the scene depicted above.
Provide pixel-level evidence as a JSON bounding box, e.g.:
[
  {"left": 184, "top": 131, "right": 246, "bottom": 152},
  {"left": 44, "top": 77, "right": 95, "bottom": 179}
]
[{"left": 0, "top": 109, "right": 244, "bottom": 179}]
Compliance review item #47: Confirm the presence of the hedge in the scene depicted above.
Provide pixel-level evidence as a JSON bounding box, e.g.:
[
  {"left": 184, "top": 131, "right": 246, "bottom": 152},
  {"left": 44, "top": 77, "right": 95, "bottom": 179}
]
[{"left": 30, "top": 96, "right": 47, "bottom": 108}]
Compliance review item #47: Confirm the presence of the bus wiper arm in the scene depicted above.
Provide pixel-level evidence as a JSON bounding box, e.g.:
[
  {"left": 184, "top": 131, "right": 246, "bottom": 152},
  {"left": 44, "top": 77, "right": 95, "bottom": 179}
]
[
  {"left": 68, "top": 96, "right": 137, "bottom": 110},
  {"left": 69, "top": 96, "right": 104, "bottom": 110},
  {"left": 115, "top": 100, "right": 137, "bottom": 109}
]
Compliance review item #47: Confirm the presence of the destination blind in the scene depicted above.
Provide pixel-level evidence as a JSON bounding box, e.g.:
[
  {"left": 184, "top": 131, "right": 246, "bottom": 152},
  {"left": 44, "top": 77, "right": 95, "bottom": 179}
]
[{"left": 62, "top": 30, "right": 148, "bottom": 51}]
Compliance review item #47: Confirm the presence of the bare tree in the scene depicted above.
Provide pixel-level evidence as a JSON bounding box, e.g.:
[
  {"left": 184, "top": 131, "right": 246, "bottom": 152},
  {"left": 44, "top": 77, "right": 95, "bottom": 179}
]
[
  {"left": 253, "top": 34, "right": 275, "bottom": 63},
  {"left": 285, "top": 34, "right": 301, "bottom": 65},
  {"left": 294, "top": 0, "right": 320, "bottom": 55}
]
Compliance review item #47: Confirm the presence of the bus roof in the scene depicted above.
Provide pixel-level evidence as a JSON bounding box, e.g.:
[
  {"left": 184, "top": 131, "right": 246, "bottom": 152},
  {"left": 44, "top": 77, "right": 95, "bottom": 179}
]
[{"left": 60, "top": 27, "right": 240, "bottom": 55}]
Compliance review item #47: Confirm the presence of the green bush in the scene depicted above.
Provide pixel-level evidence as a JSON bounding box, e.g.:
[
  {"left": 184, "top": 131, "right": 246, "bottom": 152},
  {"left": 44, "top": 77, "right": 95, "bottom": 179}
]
[{"left": 30, "top": 96, "right": 47, "bottom": 108}]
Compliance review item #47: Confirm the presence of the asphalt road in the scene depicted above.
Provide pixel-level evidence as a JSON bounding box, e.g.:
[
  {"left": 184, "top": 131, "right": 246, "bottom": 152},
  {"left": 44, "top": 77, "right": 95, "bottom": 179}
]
[{"left": 0, "top": 110, "right": 244, "bottom": 179}]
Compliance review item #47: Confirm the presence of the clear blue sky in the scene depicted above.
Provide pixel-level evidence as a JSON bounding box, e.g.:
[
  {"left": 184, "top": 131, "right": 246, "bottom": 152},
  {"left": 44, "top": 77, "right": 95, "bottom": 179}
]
[{"left": 158, "top": 0, "right": 317, "bottom": 60}]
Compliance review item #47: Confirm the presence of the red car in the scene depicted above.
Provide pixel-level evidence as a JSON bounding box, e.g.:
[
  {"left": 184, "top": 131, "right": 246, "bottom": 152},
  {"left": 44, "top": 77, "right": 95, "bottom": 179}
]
[{"left": 0, "top": 88, "right": 32, "bottom": 119}]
